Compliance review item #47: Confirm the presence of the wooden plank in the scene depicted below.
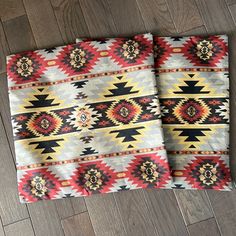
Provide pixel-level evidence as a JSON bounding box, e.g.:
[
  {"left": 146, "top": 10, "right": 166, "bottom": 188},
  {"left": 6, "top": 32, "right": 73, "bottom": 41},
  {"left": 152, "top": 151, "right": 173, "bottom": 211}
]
[
  {"left": 79, "top": 0, "right": 117, "bottom": 37},
  {"left": 226, "top": 0, "right": 236, "bottom": 5},
  {"left": 188, "top": 218, "right": 221, "bottom": 236},
  {"left": 143, "top": 189, "right": 188, "bottom": 236},
  {"left": 70, "top": 197, "right": 87, "bottom": 215},
  {"left": 61, "top": 212, "right": 95, "bottom": 236},
  {"left": 113, "top": 190, "right": 158, "bottom": 236},
  {"left": 54, "top": 199, "right": 75, "bottom": 219},
  {"left": 229, "top": 3, "right": 236, "bottom": 24},
  {"left": 136, "top": 0, "right": 176, "bottom": 35},
  {"left": 174, "top": 190, "right": 213, "bottom": 225},
  {"left": 207, "top": 191, "right": 236, "bottom": 236},
  {"left": 0, "top": 116, "right": 28, "bottom": 225},
  {"left": 3, "top": 15, "right": 36, "bottom": 54},
  {"left": 107, "top": 0, "right": 146, "bottom": 36},
  {"left": 4, "top": 219, "right": 34, "bottom": 236},
  {"left": 196, "top": 0, "right": 235, "bottom": 33},
  {"left": 228, "top": 32, "right": 236, "bottom": 185},
  {"left": 3, "top": 11, "right": 66, "bottom": 234},
  {"left": 23, "top": 0, "right": 64, "bottom": 49},
  {"left": 28, "top": 201, "right": 64, "bottom": 236},
  {"left": 51, "top": 0, "right": 89, "bottom": 43},
  {"left": 166, "top": 0, "right": 203, "bottom": 33},
  {"left": 0, "top": 21, "right": 9, "bottom": 74},
  {"left": 0, "top": 73, "right": 15, "bottom": 158},
  {"left": 85, "top": 194, "right": 126, "bottom": 236},
  {"left": 0, "top": 218, "right": 5, "bottom": 236},
  {"left": 0, "top": 0, "right": 25, "bottom": 22},
  {"left": 178, "top": 25, "right": 207, "bottom": 36}
]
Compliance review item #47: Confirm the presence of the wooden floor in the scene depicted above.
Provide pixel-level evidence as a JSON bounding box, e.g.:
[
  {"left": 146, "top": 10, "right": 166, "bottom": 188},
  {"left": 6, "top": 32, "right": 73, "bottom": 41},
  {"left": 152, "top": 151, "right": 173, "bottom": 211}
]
[{"left": 0, "top": 0, "right": 236, "bottom": 235}]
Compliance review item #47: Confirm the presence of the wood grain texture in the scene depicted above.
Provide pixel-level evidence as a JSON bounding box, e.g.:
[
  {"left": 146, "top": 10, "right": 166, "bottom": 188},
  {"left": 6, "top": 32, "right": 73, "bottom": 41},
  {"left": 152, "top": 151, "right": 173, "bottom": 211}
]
[
  {"left": 167, "top": 0, "right": 203, "bottom": 33},
  {"left": 51, "top": 0, "right": 89, "bottom": 43},
  {"left": 0, "top": 219, "right": 5, "bottom": 236},
  {"left": 0, "top": 73, "right": 15, "bottom": 159},
  {"left": 0, "top": 0, "right": 25, "bottom": 22},
  {"left": 108, "top": 0, "right": 146, "bottom": 36},
  {"left": 226, "top": 0, "right": 236, "bottom": 5},
  {"left": 114, "top": 190, "right": 159, "bottom": 236},
  {"left": 0, "top": 21, "right": 9, "bottom": 73},
  {"left": 85, "top": 194, "right": 126, "bottom": 236},
  {"left": 174, "top": 190, "right": 213, "bottom": 225},
  {"left": 207, "top": 191, "right": 236, "bottom": 236},
  {"left": 136, "top": 0, "right": 176, "bottom": 35},
  {"left": 229, "top": 3, "right": 236, "bottom": 25},
  {"left": 188, "top": 218, "right": 221, "bottom": 236},
  {"left": 143, "top": 189, "right": 188, "bottom": 236},
  {"left": 23, "top": 0, "right": 64, "bottom": 49},
  {"left": 61, "top": 212, "right": 95, "bottom": 236},
  {"left": 3, "top": 15, "right": 36, "bottom": 53},
  {"left": 228, "top": 32, "right": 236, "bottom": 185},
  {"left": 4, "top": 219, "right": 34, "bottom": 236},
  {"left": 28, "top": 201, "right": 64, "bottom": 236},
  {"left": 0, "top": 116, "right": 28, "bottom": 225},
  {"left": 196, "top": 0, "right": 235, "bottom": 33},
  {"left": 70, "top": 197, "right": 87, "bottom": 215},
  {"left": 54, "top": 199, "right": 75, "bottom": 219},
  {"left": 79, "top": 0, "right": 117, "bottom": 37},
  {"left": 0, "top": 1, "right": 236, "bottom": 235}
]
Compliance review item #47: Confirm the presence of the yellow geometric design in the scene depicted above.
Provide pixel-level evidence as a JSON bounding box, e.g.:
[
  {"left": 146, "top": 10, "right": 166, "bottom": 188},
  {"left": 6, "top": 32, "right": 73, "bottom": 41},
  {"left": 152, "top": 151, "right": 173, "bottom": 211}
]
[
  {"left": 166, "top": 72, "right": 216, "bottom": 98},
  {"left": 106, "top": 122, "right": 150, "bottom": 149},
  {"left": 164, "top": 125, "right": 217, "bottom": 150},
  {"left": 101, "top": 74, "right": 144, "bottom": 99},
  {"left": 19, "top": 87, "right": 64, "bottom": 113}
]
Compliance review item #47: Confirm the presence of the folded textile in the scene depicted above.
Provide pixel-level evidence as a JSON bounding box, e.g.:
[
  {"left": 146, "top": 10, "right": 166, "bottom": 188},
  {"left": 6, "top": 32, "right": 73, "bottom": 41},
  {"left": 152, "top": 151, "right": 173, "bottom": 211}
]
[
  {"left": 154, "top": 35, "right": 232, "bottom": 190},
  {"left": 7, "top": 33, "right": 171, "bottom": 203}
]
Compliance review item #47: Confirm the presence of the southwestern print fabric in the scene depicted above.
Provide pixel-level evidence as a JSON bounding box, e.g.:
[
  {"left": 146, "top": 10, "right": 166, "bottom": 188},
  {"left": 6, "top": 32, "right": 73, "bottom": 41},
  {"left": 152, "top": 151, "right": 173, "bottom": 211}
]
[
  {"left": 7, "top": 33, "right": 171, "bottom": 203},
  {"left": 154, "top": 35, "right": 232, "bottom": 190}
]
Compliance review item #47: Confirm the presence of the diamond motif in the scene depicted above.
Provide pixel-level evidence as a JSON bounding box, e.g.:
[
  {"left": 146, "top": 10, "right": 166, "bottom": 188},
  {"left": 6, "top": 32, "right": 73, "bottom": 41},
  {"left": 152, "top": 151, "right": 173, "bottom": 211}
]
[
  {"left": 184, "top": 156, "right": 231, "bottom": 189},
  {"left": 106, "top": 99, "right": 142, "bottom": 125},
  {"left": 27, "top": 111, "right": 63, "bottom": 136},
  {"left": 7, "top": 51, "right": 46, "bottom": 84},
  {"left": 182, "top": 36, "right": 228, "bottom": 66},
  {"left": 57, "top": 43, "right": 100, "bottom": 76},
  {"left": 126, "top": 153, "right": 171, "bottom": 188},
  {"left": 18, "top": 168, "right": 60, "bottom": 202},
  {"left": 109, "top": 35, "right": 152, "bottom": 67},
  {"left": 173, "top": 98, "right": 211, "bottom": 124},
  {"left": 69, "top": 161, "right": 117, "bottom": 195}
]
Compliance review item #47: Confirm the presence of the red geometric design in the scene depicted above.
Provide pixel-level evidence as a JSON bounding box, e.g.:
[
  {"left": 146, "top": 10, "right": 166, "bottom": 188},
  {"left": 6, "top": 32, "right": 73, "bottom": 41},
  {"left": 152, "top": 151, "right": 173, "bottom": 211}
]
[
  {"left": 7, "top": 51, "right": 46, "bottom": 84},
  {"left": 69, "top": 161, "right": 117, "bottom": 195},
  {"left": 182, "top": 36, "right": 228, "bottom": 67},
  {"left": 56, "top": 42, "right": 100, "bottom": 76},
  {"left": 109, "top": 34, "right": 152, "bottom": 67},
  {"left": 126, "top": 153, "right": 171, "bottom": 188},
  {"left": 184, "top": 156, "right": 231, "bottom": 190},
  {"left": 153, "top": 37, "right": 172, "bottom": 68},
  {"left": 107, "top": 100, "right": 142, "bottom": 125},
  {"left": 18, "top": 168, "right": 61, "bottom": 203},
  {"left": 173, "top": 99, "right": 210, "bottom": 124},
  {"left": 27, "top": 111, "right": 62, "bottom": 136}
]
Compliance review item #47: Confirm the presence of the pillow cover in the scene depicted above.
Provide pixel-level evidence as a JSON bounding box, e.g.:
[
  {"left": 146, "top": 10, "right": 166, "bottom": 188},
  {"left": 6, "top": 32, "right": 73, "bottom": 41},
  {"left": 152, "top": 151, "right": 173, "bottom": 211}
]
[
  {"left": 7, "top": 33, "right": 171, "bottom": 203},
  {"left": 154, "top": 35, "right": 232, "bottom": 190}
]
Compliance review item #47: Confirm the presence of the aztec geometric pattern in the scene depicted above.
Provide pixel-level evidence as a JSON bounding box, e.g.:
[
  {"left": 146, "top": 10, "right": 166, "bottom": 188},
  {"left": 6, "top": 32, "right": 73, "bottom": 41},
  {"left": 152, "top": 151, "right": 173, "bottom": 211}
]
[
  {"left": 7, "top": 33, "right": 171, "bottom": 203},
  {"left": 154, "top": 35, "right": 232, "bottom": 190}
]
